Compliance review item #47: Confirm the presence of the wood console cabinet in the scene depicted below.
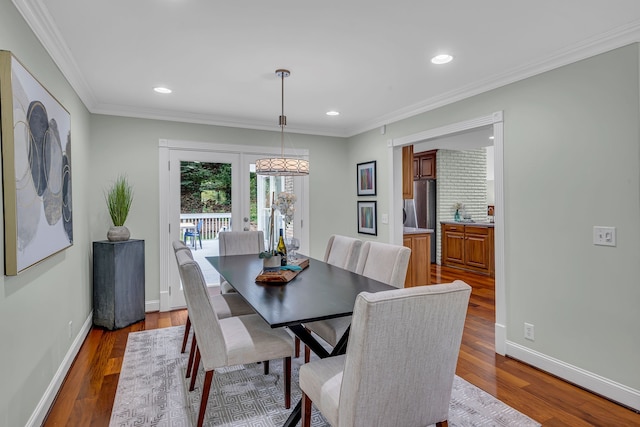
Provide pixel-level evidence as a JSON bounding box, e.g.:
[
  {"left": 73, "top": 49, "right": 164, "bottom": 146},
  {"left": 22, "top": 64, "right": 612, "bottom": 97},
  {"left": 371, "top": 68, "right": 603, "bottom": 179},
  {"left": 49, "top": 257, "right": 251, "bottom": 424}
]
[
  {"left": 93, "top": 239, "right": 145, "bottom": 330},
  {"left": 403, "top": 231, "right": 431, "bottom": 287},
  {"left": 441, "top": 223, "right": 494, "bottom": 277},
  {"left": 413, "top": 150, "right": 436, "bottom": 180}
]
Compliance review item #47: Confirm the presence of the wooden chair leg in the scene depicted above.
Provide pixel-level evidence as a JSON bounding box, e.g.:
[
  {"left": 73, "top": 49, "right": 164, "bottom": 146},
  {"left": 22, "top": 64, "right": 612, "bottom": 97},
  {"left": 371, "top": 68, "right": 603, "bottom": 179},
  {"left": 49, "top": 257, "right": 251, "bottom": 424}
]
[
  {"left": 284, "top": 357, "right": 291, "bottom": 409},
  {"left": 263, "top": 360, "right": 269, "bottom": 375},
  {"left": 189, "top": 346, "right": 201, "bottom": 391},
  {"left": 302, "top": 392, "right": 312, "bottom": 427},
  {"left": 436, "top": 421, "right": 448, "bottom": 427},
  {"left": 304, "top": 344, "right": 311, "bottom": 363},
  {"left": 181, "top": 316, "right": 191, "bottom": 353},
  {"left": 186, "top": 334, "right": 197, "bottom": 378},
  {"left": 197, "top": 370, "right": 214, "bottom": 427},
  {"left": 294, "top": 336, "right": 300, "bottom": 358}
]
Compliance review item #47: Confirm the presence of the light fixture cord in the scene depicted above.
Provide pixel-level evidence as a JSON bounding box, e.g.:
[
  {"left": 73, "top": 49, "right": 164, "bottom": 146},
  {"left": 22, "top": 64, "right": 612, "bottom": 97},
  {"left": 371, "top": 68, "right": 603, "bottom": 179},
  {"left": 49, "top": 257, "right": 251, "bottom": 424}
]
[{"left": 280, "top": 71, "right": 286, "bottom": 158}]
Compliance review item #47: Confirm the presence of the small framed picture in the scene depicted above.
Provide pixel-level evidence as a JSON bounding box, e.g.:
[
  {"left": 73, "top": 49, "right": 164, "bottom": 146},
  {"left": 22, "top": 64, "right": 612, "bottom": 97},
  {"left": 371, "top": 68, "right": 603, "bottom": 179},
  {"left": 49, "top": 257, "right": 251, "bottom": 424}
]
[
  {"left": 357, "top": 201, "right": 377, "bottom": 235},
  {"left": 356, "top": 160, "right": 376, "bottom": 196}
]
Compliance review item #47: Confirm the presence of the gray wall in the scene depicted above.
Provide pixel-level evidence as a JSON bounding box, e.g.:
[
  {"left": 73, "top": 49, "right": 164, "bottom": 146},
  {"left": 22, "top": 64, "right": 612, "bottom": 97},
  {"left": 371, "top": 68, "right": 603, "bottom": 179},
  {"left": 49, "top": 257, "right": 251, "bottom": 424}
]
[
  {"left": 88, "top": 115, "right": 348, "bottom": 303},
  {"left": 348, "top": 44, "right": 640, "bottom": 399},
  {"left": 2, "top": 0, "right": 639, "bottom": 423},
  {"left": 0, "top": 3, "right": 92, "bottom": 426}
]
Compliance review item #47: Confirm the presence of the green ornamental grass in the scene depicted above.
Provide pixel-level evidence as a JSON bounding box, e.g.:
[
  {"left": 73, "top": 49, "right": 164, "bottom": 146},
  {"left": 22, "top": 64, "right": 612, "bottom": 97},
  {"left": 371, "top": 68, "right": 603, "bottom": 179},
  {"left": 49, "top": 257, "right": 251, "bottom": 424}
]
[{"left": 106, "top": 175, "right": 133, "bottom": 226}]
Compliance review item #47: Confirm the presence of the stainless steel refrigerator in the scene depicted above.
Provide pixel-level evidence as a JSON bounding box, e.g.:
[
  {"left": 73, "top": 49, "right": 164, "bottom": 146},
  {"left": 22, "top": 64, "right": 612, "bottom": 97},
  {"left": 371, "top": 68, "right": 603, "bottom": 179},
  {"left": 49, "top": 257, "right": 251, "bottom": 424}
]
[{"left": 404, "top": 180, "right": 436, "bottom": 263}]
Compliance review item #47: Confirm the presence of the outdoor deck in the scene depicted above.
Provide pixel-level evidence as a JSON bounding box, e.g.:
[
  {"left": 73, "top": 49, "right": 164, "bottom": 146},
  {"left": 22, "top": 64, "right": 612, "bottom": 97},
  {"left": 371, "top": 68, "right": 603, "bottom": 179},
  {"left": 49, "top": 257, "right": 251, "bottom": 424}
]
[{"left": 186, "top": 238, "right": 221, "bottom": 285}]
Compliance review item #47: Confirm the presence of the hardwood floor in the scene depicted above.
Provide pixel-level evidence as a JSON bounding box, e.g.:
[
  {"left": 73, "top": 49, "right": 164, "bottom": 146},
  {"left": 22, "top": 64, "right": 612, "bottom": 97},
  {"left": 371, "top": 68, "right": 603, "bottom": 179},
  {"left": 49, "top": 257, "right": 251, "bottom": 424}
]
[{"left": 43, "top": 265, "right": 640, "bottom": 426}]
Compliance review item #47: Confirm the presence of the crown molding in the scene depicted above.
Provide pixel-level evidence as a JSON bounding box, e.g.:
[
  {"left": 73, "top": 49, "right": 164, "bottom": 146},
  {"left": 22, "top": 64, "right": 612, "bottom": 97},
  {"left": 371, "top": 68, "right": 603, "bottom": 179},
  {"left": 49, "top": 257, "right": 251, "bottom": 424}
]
[
  {"left": 91, "top": 103, "right": 349, "bottom": 138},
  {"left": 346, "top": 20, "right": 640, "bottom": 137},
  {"left": 14, "top": 0, "right": 640, "bottom": 140},
  {"left": 12, "top": 0, "right": 98, "bottom": 109}
]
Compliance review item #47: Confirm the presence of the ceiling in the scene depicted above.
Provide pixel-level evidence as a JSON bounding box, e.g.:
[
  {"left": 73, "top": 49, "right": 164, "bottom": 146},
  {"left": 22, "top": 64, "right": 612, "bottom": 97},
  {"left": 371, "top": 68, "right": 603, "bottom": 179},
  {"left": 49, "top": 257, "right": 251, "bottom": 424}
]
[{"left": 13, "top": 0, "right": 640, "bottom": 137}]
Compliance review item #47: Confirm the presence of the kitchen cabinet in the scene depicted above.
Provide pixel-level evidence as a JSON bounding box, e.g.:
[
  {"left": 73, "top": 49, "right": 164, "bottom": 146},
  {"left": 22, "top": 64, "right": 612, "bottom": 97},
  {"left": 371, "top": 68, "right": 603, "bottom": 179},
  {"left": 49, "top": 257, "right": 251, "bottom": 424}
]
[
  {"left": 413, "top": 150, "right": 436, "bottom": 180},
  {"left": 402, "top": 145, "right": 414, "bottom": 199},
  {"left": 441, "top": 223, "right": 494, "bottom": 277},
  {"left": 403, "top": 230, "right": 431, "bottom": 287}
]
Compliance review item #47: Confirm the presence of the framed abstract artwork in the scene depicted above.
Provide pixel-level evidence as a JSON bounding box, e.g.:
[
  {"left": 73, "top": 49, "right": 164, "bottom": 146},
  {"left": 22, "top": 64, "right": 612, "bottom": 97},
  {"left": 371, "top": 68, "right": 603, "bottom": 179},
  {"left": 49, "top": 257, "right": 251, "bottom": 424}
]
[
  {"left": 0, "top": 51, "right": 73, "bottom": 275},
  {"left": 356, "top": 160, "right": 376, "bottom": 196},
  {"left": 357, "top": 201, "right": 377, "bottom": 235}
]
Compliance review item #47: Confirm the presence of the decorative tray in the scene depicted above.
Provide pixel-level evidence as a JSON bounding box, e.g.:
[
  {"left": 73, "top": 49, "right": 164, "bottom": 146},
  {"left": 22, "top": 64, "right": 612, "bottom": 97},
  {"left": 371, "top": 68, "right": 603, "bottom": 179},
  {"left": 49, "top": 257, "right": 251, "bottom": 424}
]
[{"left": 255, "top": 257, "right": 309, "bottom": 283}]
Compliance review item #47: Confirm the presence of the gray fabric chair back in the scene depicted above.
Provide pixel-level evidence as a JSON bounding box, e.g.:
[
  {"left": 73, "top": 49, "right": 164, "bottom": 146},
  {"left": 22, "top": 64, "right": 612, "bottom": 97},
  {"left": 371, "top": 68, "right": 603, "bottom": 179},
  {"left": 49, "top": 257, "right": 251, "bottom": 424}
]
[
  {"left": 172, "top": 240, "right": 193, "bottom": 257},
  {"left": 355, "top": 241, "right": 411, "bottom": 288},
  {"left": 175, "top": 249, "right": 227, "bottom": 370},
  {"left": 323, "top": 235, "right": 363, "bottom": 272},
  {"left": 218, "top": 230, "right": 265, "bottom": 255},
  {"left": 339, "top": 281, "right": 471, "bottom": 427}
]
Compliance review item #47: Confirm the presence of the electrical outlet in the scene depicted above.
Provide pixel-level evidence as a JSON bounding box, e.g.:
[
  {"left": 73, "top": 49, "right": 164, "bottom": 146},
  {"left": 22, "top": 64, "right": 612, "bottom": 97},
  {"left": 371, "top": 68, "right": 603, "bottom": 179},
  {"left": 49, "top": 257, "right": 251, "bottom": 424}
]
[
  {"left": 593, "top": 226, "right": 616, "bottom": 246},
  {"left": 524, "top": 323, "right": 535, "bottom": 341},
  {"left": 68, "top": 321, "right": 73, "bottom": 339}
]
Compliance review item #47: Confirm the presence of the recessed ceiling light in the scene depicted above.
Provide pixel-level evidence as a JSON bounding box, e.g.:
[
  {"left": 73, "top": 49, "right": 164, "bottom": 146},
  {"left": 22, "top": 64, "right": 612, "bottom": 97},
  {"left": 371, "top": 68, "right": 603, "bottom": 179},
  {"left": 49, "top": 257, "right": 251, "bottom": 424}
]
[
  {"left": 489, "top": 136, "right": 495, "bottom": 140},
  {"left": 153, "top": 86, "right": 172, "bottom": 94},
  {"left": 326, "top": 111, "right": 340, "bottom": 116},
  {"left": 431, "top": 54, "right": 453, "bottom": 65}
]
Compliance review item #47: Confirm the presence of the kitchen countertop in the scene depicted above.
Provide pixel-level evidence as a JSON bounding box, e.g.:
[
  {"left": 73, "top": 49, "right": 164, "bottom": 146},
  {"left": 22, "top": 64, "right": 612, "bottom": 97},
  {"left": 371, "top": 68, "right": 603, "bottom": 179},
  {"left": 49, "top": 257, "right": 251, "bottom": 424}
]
[
  {"left": 440, "top": 221, "right": 495, "bottom": 227},
  {"left": 403, "top": 227, "right": 434, "bottom": 234}
]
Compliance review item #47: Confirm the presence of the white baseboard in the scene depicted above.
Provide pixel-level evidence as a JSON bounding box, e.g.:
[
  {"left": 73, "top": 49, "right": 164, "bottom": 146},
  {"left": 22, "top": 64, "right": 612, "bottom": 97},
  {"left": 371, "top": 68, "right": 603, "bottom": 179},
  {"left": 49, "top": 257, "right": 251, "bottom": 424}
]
[
  {"left": 146, "top": 299, "right": 160, "bottom": 312},
  {"left": 506, "top": 340, "right": 640, "bottom": 411},
  {"left": 26, "top": 311, "right": 94, "bottom": 427}
]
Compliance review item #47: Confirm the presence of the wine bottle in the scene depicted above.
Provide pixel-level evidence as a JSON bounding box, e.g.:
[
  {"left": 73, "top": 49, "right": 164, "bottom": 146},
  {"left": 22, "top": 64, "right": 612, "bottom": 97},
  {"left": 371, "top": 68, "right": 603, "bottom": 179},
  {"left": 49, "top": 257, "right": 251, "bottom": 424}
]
[{"left": 277, "top": 229, "right": 287, "bottom": 266}]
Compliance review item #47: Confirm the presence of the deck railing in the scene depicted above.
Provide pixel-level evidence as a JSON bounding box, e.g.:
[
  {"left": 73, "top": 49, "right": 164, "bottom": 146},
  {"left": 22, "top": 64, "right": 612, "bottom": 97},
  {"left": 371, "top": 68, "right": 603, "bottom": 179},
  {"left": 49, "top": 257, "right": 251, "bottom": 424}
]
[{"left": 180, "top": 213, "right": 232, "bottom": 240}]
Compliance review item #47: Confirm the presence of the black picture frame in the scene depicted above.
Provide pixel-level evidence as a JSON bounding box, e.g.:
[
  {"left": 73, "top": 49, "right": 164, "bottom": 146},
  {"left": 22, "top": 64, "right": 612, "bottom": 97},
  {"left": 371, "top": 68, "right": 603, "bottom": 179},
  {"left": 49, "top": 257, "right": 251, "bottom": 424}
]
[
  {"left": 357, "top": 201, "right": 377, "bottom": 235},
  {"left": 356, "top": 160, "right": 376, "bottom": 196}
]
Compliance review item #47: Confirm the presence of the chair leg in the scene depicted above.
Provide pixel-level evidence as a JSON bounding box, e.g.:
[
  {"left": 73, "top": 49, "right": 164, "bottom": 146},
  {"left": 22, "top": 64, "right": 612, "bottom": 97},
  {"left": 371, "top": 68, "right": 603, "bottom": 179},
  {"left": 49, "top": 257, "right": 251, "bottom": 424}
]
[
  {"left": 186, "top": 334, "right": 197, "bottom": 378},
  {"left": 294, "top": 336, "right": 300, "bottom": 358},
  {"left": 189, "top": 346, "right": 201, "bottom": 391},
  {"left": 181, "top": 316, "right": 191, "bottom": 353},
  {"left": 284, "top": 357, "right": 291, "bottom": 409},
  {"left": 263, "top": 360, "right": 269, "bottom": 375},
  {"left": 302, "top": 392, "right": 312, "bottom": 427},
  {"left": 198, "top": 235, "right": 202, "bottom": 249},
  {"left": 304, "top": 344, "right": 311, "bottom": 363},
  {"left": 197, "top": 370, "right": 214, "bottom": 427},
  {"left": 436, "top": 421, "right": 448, "bottom": 427}
]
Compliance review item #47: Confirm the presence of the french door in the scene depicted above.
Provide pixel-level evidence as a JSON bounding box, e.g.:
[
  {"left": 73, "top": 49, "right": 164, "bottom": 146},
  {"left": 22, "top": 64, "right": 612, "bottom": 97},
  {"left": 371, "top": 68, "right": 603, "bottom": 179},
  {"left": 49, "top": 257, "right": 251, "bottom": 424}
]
[{"left": 161, "top": 143, "right": 308, "bottom": 310}]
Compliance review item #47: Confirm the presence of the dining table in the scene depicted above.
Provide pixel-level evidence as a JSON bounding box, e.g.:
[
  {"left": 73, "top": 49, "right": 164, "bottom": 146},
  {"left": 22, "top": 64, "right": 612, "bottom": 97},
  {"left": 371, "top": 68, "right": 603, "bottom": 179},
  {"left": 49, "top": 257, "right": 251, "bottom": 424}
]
[{"left": 206, "top": 254, "right": 395, "bottom": 427}]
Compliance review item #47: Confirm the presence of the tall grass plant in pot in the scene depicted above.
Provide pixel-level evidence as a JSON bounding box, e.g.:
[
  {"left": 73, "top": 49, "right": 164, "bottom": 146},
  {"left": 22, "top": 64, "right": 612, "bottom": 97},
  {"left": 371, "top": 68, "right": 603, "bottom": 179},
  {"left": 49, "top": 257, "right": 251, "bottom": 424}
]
[{"left": 105, "top": 175, "right": 133, "bottom": 241}]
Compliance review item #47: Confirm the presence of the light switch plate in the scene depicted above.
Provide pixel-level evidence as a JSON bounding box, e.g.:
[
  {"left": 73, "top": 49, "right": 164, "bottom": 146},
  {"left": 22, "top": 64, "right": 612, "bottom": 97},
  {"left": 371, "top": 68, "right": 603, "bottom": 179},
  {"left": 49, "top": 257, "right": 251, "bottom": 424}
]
[
  {"left": 593, "top": 226, "right": 616, "bottom": 246},
  {"left": 381, "top": 214, "right": 389, "bottom": 224}
]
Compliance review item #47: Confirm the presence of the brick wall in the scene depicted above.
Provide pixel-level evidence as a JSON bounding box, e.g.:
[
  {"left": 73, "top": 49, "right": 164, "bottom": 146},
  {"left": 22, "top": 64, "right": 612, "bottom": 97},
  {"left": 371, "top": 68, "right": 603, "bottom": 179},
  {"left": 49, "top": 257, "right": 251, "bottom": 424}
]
[{"left": 435, "top": 148, "right": 488, "bottom": 263}]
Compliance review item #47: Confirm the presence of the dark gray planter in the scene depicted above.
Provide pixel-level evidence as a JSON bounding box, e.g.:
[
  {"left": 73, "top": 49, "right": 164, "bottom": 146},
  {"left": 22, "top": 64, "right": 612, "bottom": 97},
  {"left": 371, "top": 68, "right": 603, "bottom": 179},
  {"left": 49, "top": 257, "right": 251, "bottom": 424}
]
[{"left": 93, "top": 239, "right": 145, "bottom": 330}]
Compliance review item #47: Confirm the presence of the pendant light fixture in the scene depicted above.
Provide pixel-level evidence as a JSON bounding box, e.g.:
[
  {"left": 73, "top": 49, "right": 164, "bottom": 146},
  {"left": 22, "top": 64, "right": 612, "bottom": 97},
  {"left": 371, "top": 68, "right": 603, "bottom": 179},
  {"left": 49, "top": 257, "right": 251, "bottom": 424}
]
[{"left": 255, "top": 69, "right": 310, "bottom": 176}]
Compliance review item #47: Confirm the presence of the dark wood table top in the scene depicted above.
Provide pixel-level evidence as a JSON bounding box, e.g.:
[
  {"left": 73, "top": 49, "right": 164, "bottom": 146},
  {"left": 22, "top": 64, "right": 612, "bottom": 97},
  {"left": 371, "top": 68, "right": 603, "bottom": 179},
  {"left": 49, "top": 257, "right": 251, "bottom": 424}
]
[{"left": 207, "top": 254, "right": 394, "bottom": 328}]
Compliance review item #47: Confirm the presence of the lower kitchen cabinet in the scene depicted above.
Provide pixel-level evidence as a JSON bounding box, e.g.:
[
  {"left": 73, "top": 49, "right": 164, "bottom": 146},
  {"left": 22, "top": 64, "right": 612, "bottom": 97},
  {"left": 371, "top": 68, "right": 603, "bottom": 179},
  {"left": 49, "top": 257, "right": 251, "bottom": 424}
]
[
  {"left": 441, "top": 223, "right": 494, "bottom": 277},
  {"left": 403, "top": 231, "right": 431, "bottom": 287}
]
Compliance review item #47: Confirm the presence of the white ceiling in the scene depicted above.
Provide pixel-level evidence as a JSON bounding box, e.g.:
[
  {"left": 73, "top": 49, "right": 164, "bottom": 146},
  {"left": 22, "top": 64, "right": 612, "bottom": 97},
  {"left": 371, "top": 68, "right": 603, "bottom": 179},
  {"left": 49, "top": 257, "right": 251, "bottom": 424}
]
[{"left": 13, "top": 0, "right": 640, "bottom": 137}]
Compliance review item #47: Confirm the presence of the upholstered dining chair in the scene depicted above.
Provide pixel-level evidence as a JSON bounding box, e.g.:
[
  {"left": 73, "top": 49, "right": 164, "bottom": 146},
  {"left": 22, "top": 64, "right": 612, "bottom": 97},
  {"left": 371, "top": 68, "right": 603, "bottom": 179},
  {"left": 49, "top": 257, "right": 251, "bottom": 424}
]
[
  {"left": 175, "top": 250, "right": 294, "bottom": 427},
  {"left": 297, "top": 235, "right": 363, "bottom": 359},
  {"left": 299, "top": 281, "right": 472, "bottom": 427},
  {"left": 171, "top": 241, "right": 254, "bottom": 358},
  {"left": 217, "top": 230, "right": 265, "bottom": 293},
  {"left": 300, "top": 240, "right": 410, "bottom": 362}
]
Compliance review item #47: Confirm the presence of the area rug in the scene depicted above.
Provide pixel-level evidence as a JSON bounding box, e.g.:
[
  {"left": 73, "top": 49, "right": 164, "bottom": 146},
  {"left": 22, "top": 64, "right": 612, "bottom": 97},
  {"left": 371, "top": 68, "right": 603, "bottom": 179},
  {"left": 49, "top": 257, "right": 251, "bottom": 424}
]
[{"left": 109, "top": 326, "right": 540, "bottom": 427}]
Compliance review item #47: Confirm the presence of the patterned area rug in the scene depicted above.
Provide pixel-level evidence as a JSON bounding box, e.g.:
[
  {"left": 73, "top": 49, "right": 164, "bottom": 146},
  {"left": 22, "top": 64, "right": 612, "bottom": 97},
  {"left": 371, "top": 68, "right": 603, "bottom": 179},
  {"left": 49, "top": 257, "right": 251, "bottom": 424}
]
[{"left": 109, "top": 326, "right": 540, "bottom": 427}]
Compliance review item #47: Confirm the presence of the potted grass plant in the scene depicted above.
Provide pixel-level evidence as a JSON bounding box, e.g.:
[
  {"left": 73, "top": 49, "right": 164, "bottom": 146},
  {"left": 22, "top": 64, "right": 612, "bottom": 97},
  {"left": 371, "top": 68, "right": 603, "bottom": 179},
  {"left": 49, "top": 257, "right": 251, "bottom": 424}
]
[{"left": 105, "top": 174, "right": 134, "bottom": 241}]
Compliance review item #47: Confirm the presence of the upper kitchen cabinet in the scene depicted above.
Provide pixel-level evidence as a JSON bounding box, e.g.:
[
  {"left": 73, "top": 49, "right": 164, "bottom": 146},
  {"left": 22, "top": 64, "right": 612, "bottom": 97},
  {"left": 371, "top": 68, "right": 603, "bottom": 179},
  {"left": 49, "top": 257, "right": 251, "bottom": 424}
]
[
  {"left": 413, "top": 150, "right": 436, "bottom": 180},
  {"left": 402, "top": 145, "right": 414, "bottom": 199}
]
